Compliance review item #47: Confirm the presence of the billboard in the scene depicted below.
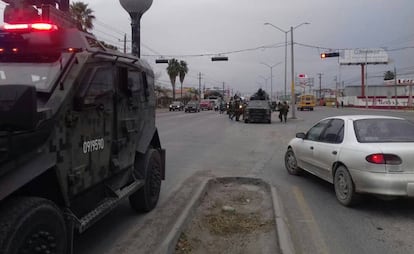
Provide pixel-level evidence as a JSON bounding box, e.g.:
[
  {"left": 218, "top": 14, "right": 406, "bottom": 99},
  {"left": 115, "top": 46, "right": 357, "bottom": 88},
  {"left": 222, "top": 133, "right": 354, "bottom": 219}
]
[{"left": 339, "top": 48, "right": 388, "bottom": 65}]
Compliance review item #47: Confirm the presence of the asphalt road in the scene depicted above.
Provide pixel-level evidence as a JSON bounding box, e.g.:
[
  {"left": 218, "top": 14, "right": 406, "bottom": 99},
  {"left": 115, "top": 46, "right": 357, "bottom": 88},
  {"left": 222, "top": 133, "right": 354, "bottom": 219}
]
[{"left": 74, "top": 107, "right": 414, "bottom": 254}]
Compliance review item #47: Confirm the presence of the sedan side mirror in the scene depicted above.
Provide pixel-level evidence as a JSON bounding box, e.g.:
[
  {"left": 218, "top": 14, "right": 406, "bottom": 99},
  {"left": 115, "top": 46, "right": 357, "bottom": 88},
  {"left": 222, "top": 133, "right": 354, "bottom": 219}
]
[{"left": 296, "top": 132, "right": 306, "bottom": 139}]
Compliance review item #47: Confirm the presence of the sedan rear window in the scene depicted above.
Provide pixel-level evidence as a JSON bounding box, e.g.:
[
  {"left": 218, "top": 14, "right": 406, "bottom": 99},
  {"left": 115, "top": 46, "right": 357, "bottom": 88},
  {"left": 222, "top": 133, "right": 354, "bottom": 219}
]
[{"left": 354, "top": 119, "right": 414, "bottom": 143}]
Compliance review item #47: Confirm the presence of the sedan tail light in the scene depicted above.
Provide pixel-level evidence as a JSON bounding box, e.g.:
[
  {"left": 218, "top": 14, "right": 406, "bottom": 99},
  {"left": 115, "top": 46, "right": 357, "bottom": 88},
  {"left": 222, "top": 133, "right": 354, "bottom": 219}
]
[{"left": 366, "top": 154, "right": 402, "bottom": 165}]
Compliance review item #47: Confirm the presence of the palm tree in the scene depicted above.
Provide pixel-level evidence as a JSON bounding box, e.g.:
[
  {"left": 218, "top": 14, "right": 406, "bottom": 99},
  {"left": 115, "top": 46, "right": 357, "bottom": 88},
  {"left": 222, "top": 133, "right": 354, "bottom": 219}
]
[
  {"left": 166, "top": 58, "right": 180, "bottom": 100},
  {"left": 178, "top": 61, "right": 189, "bottom": 101},
  {"left": 69, "top": 1, "right": 95, "bottom": 32}
]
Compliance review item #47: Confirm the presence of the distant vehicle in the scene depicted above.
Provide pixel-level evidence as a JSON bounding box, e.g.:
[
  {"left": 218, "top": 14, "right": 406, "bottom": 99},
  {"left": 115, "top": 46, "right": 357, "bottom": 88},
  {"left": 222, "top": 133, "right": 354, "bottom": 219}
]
[
  {"left": 285, "top": 115, "right": 414, "bottom": 206},
  {"left": 169, "top": 101, "right": 184, "bottom": 111},
  {"left": 244, "top": 100, "right": 272, "bottom": 123},
  {"left": 200, "top": 99, "right": 213, "bottom": 110},
  {"left": 185, "top": 101, "right": 200, "bottom": 112},
  {"left": 323, "top": 97, "right": 337, "bottom": 107},
  {"left": 297, "top": 94, "right": 316, "bottom": 111}
]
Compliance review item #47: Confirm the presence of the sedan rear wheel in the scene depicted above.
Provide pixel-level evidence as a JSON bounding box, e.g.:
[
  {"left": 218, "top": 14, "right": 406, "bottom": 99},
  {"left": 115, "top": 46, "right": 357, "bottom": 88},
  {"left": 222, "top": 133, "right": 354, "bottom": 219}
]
[
  {"left": 285, "top": 148, "right": 302, "bottom": 175},
  {"left": 334, "top": 166, "right": 360, "bottom": 206}
]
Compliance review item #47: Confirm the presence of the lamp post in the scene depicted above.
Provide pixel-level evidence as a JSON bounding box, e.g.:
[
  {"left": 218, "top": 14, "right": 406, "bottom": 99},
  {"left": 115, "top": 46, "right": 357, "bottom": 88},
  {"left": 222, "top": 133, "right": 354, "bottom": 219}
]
[
  {"left": 264, "top": 22, "right": 309, "bottom": 119},
  {"left": 119, "top": 0, "right": 153, "bottom": 57},
  {"left": 261, "top": 61, "right": 283, "bottom": 101},
  {"left": 264, "top": 23, "right": 288, "bottom": 99}
]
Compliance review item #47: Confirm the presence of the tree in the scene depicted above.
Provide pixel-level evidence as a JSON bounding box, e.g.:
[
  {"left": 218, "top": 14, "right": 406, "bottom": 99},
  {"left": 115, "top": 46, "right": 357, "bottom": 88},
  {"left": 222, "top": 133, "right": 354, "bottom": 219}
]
[
  {"left": 384, "top": 70, "right": 395, "bottom": 81},
  {"left": 69, "top": 1, "right": 95, "bottom": 32},
  {"left": 166, "top": 58, "right": 180, "bottom": 100},
  {"left": 178, "top": 61, "right": 189, "bottom": 101}
]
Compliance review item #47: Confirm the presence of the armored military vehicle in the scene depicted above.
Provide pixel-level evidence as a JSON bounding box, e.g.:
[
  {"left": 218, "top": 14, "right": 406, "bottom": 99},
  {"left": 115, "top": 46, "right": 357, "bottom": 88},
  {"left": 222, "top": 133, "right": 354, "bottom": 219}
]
[
  {"left": 0, "top": 2, "right": 165, "bottom": 253},
  {"left": 244, "top": 89, "right": 272, "bottom": 123}
]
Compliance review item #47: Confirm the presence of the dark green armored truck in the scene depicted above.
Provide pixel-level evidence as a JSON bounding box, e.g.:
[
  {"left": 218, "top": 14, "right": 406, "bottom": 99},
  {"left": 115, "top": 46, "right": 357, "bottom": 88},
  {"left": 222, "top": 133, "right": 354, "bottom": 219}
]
[{"left": 0, "top": 4, "right": 165, "bottom": 253}]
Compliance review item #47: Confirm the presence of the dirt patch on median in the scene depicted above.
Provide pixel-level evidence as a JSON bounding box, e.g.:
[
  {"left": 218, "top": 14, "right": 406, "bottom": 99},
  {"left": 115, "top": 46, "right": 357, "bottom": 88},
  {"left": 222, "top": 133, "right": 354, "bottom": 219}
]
[{"left": 175, "top": 178, "right": 280, "bottom": 254}]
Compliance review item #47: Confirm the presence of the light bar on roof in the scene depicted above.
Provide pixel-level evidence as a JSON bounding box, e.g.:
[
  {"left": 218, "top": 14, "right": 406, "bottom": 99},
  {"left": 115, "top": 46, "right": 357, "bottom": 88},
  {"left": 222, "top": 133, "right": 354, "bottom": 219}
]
[{"left": 3, "top": 23, "right": 58, "bottom": 31}]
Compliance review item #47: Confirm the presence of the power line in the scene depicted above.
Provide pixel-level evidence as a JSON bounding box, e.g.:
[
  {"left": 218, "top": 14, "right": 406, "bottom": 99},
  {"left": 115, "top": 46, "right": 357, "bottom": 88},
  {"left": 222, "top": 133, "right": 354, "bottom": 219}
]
[{"left": 141, "top": 42, "right": 286, "bottom": 58}]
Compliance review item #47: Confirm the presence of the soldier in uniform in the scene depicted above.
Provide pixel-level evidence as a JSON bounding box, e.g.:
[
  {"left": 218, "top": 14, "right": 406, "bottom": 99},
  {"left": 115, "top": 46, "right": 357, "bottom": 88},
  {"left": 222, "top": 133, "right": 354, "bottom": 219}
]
[
  {"left": 279, "top": 101, "right": 289, "bottom": 123},
  {"left": 233, "top": 97, "right": 241, "bottom": 121},
  {"left": 228, "top": 97, "right": 234, "bottom": 119}
]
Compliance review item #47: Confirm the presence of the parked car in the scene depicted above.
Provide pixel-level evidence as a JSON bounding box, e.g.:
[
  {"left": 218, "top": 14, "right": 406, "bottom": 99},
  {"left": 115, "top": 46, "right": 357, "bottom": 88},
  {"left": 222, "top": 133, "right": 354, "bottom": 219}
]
[
  {"left": 200, "top": 100, "right": 213, "bottom": 110},
  {"left": 285, "top": 115, "right": 414, "bottom": 206},
  {"left": 169, "top": 101, "right": 184, "bottom": 111},
  {"left": 185, "top": 101, "right": 200, "bottom": 112}
]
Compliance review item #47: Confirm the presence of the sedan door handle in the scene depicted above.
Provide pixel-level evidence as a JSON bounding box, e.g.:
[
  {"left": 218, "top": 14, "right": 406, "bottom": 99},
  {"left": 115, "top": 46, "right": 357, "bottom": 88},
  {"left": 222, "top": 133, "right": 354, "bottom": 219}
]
[{"left": 332, "top": 151, "right": 338, "bottom": 155}]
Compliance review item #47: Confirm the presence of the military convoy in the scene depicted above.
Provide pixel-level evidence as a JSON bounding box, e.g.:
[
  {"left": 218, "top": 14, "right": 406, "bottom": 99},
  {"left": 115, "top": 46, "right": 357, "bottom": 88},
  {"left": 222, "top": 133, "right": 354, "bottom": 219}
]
[{"left": 0, "top": 1, "right": 165, "bottom": 253}]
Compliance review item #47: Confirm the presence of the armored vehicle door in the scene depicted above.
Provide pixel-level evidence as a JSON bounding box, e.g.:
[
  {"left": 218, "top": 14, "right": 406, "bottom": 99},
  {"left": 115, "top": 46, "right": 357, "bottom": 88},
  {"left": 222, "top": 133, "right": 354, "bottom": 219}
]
[
  {"left": 68, "top": 63, "right": 115, "bottom": 196},
  {"left": 112, "top": 66, "right": 145, "bottom": 171}
]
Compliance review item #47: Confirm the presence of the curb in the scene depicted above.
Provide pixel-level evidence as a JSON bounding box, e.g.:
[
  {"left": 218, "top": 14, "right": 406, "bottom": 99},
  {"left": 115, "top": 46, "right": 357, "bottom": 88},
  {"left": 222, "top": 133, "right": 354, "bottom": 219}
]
[
  {"left": 155, "top": 178, "right": 210, "bottom": 254},
  {"left": 271, "top": 186, "right": 295, "bottom": 254},
  {"left": 155, "top": 177, "right": 295, "bottom": 254}
]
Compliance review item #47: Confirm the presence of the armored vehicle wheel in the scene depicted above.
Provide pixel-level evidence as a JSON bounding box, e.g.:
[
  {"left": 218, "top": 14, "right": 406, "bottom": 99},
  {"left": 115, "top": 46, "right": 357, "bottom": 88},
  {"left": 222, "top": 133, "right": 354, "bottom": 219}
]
[
  {"left": 0, "top": 197, "right": 67, "bottom": 254},
  {"left": 244, "top": 119, "right": 249, "bottom": 123},
  {"left": 129, "top": 149, "right": 162, "bottom": 212}
]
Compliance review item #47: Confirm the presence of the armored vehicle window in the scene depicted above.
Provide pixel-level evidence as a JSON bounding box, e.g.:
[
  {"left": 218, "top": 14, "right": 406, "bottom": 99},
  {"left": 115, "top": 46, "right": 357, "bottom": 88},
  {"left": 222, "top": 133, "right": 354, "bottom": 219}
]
[
  {"left": 0, "top": 54, "right": 71, "bottom": 92},
  {"left": 127, "top": 70, "right": 142, "bottom": 93},
  {"left": 142, "top": 72, "right": 149, "bottom": 101},
  {"left": 86, "top": 66, "right": 114, "bottom": 97},
  {"left": 127, "top": 70, "right": 146, "bottom": 102}
]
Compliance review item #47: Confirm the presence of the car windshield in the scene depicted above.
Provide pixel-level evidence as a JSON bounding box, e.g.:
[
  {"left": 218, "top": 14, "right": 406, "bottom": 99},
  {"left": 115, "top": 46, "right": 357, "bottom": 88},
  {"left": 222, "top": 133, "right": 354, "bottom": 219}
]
[
  {"left": 172, "top": 101, "right": 181, "bottom": 105},
  {"left": 0, "top": 53, "right": 71, "bottom": 92},
  {"left": 354, "top": 118, "right": 414, "bottom": 142}
]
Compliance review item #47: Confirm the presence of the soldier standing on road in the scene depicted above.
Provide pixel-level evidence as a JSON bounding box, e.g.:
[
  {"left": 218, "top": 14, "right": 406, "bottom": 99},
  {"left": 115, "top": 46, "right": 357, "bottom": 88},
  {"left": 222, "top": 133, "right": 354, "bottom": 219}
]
[
  {"left": 228, "top": 97, "right": 234, "bottom": 119},
  {"left": 279, "top": 101, "right": 289, "bottom": 123}
]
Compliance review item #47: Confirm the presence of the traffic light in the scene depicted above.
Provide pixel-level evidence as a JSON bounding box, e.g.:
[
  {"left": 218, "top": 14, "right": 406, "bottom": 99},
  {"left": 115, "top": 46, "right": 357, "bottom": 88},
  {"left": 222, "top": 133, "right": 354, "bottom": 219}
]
[
  {"left": 211, "top": 56, "right": 228, "bottom": 61},
  {"left": 155, "top": 59, "right": 169, "bottom": 64},
  {"left": 320, "top": 52, "right": 339, "bottom": 58}
]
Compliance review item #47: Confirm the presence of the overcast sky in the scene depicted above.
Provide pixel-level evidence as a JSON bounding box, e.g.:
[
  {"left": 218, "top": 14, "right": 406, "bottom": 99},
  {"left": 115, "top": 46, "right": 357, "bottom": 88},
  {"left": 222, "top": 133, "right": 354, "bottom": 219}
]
[{"left": 3, "top": 0, "right": 414, "bottom": 97}]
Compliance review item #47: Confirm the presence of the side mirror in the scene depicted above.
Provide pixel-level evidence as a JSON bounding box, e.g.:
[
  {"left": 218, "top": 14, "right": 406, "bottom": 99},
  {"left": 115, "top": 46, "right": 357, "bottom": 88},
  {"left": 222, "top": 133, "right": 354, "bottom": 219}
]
[{"left": 296, "top": 132, "right": 306, "bottom": 139}]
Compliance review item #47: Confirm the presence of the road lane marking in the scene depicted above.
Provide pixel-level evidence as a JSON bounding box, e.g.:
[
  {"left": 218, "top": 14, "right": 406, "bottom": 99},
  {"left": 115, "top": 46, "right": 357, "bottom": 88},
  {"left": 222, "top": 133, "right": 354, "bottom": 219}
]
[{"left": 292, "top": 186, "right": 330, "bottom": 254}]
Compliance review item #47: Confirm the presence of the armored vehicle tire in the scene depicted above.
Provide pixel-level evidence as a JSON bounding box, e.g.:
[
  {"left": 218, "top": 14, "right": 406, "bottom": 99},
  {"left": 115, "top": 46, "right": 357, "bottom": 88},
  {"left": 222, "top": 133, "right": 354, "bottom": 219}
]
[
  {"left": 244, "top": 119, "right": 249, "bottom": 123},
  {"left": 0, "top": 197, "right": 67, "bottom": 254},
  {"left": 129, "top": 149, "right": 162, "bottom": 212}
]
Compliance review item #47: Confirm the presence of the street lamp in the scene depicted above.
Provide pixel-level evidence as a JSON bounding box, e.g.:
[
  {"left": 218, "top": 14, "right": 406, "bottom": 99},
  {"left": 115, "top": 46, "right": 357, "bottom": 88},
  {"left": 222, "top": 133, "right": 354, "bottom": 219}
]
[
  {"left": 264, "top": 23, "right": 288, "bottom": 99},
  {"left": 119, "top": 0, "right": 153, "bottom": 57},
  {"left": 265, "top": 22, "right": 310, "bottom": 119},
  {"left": 261, "top": 61, "right": 283, "bottom": 101}
]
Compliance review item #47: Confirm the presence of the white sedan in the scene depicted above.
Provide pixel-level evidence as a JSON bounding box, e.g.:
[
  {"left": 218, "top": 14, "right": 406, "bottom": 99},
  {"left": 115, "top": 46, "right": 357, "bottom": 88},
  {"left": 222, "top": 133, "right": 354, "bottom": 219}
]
[{"left": 285, "top": 115, "right": 414, "bottom": 206}]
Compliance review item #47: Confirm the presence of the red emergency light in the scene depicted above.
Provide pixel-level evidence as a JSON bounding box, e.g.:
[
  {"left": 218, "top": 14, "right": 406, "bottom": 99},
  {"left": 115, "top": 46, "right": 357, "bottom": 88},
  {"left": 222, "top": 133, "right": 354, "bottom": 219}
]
[{"left": 3, "top": 23, "right": 58, "bottom": 32}]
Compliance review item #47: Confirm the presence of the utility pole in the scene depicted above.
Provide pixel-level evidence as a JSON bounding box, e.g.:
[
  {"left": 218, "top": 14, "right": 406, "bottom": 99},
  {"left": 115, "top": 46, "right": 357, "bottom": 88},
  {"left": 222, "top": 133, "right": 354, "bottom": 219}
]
[
  {"left": 198, "top": 72, "right": 202, "bottom": 101},
  {"left": 290, "top": 26, "right": 296, "bottom": 119},
  {"left": 394, "top": 66, "right": 398, "bottom": 108},
  {"left": 317, "top": 73, "right": 323, "bottom": 101}
]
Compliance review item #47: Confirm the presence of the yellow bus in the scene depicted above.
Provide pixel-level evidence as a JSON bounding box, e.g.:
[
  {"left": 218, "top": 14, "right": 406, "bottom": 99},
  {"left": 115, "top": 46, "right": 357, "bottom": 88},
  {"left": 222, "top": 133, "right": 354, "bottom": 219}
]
[
  {"left": 324, "top": 97, "right": 337, "bottom": 107},
  {"left": 297, "top": 94, "right": 316, "bottom": 111}
]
